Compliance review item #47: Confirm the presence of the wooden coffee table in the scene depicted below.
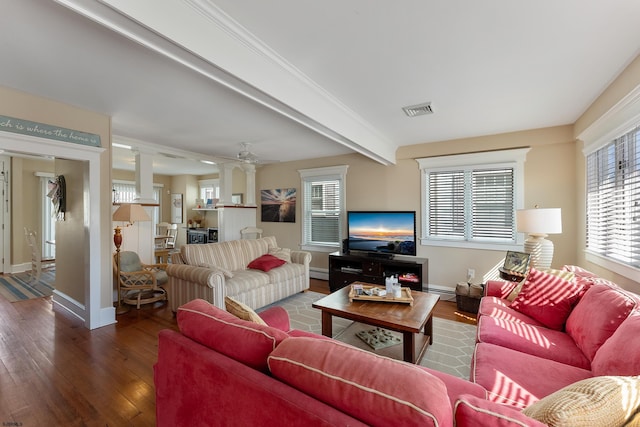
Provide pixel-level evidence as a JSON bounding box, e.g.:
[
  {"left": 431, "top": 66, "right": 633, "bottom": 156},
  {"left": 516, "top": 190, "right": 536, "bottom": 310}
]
[{"left": 312, "top": 284, "right": 439, "bottom": 363}]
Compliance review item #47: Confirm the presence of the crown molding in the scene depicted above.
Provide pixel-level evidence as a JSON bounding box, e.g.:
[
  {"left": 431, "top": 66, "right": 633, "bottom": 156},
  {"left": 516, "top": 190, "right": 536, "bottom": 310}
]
[{"left": 578, "top": 83, "right": 640, "bottom": 154}]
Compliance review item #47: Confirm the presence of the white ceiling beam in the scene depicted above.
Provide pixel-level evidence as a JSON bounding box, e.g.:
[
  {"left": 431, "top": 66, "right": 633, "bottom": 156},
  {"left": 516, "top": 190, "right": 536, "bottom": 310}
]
[{"left": 53, "top": 0, "right": 397, "bottom": 165}]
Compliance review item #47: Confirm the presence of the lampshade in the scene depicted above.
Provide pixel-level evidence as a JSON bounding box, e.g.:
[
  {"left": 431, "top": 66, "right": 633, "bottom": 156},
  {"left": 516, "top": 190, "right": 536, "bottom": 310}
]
[
  {"left": 112, "top": 203, "right": 151, "bottom": 224},
  {"left": 516, "top": 208, "right": 562, "bottom": 235}
]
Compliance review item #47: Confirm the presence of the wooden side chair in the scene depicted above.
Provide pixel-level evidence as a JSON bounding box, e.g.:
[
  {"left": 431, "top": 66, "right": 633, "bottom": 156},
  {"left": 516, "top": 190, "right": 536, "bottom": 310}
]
[
  {"left": 24, "top": 227, "right": 55, "bottom": 282},
  {"left": 240, "top": 227, "right": 263, "bottom": 240},
  {"left": 165, "top": 224, "right": 178, "bottom": 249},
  {"left": 113, "top": 251, "right": 167, "bottom": 309},
  {"left": 155, "top": 222, "right": 171, "bottom": 249}
]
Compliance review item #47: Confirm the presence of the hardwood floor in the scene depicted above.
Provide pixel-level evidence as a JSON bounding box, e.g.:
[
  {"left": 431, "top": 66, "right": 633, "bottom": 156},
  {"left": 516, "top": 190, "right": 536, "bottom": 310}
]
[{"left": 0, "top": 279, "right": 476, "bottom": 425}]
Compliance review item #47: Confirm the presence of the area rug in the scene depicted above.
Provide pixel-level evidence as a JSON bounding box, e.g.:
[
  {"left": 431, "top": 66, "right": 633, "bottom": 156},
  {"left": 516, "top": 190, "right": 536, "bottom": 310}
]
[
  {"left": 0, "top": 270, "right": 55, "bottom": 302},
  {"left": 261, "top": 290, "right": 477, "bottom": 379}
]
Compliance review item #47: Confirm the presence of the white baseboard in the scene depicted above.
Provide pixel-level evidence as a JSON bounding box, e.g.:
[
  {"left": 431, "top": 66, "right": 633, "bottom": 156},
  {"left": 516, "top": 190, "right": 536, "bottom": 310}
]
[
  {"left": 310, "top": 267, "right": 328, "bottom": 281},
  {"left": 10, "top": 263, "right": 30, "bottom": 274},
  {"left": 52, "top": 290, "right": 86, "bottom": 324},
  {"left": 425, "top": 284, "right": 457, "bottom": 302}
]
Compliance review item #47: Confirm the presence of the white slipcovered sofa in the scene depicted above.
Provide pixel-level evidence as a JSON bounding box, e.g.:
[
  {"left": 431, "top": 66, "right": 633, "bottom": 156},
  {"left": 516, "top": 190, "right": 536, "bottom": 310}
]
[{"left": 165, "top": 236, "right": 311, "bottom": 312}]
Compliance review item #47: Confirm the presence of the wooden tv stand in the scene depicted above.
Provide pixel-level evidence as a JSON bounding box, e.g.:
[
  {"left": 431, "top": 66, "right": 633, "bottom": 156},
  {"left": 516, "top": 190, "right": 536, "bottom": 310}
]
[{"left": 328, "top": 251, "right": 428, "bottom": 293}]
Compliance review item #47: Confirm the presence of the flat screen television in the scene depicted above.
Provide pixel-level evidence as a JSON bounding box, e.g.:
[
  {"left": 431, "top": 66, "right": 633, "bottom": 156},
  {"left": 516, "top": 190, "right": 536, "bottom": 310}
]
[{"left": 346, "top": 211, "right": 417, "bottom": 257}]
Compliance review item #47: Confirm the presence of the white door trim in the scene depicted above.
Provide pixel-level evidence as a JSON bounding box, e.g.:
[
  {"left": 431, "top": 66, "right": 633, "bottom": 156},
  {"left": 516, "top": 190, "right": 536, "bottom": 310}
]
[{"left": 0, "top": 131, "right": 113, "bottom": 329}]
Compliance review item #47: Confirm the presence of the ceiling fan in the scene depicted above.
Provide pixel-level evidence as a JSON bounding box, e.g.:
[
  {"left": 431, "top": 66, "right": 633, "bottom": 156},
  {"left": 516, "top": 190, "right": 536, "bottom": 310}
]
[
  {"left": 236, "top": 142, "right": 259, "bottom": 163},
  {"left": 218, "top": 142, "right": 278, "bottom": 165}
]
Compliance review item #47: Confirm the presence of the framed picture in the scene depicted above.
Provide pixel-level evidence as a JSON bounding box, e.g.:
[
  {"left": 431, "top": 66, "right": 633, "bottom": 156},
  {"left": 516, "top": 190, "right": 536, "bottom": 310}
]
[
  {"left": 261, "top": 188, "right": 296, "bottom": 223},
  {"left": 502, "top": 251, "right": 530, "bottom": 276},
  {"left": 171, "top": 193, "right": 183, "bottom": 224},
  {"left": 231, "top": 193, "right": 243, "bottom": 205}
]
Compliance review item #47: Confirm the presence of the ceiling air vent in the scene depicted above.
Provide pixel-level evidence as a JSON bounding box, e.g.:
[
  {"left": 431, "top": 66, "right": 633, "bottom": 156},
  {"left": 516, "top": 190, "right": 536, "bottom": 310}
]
[{"left": 402, "top": 102, "right": 433, "bottom": 117}]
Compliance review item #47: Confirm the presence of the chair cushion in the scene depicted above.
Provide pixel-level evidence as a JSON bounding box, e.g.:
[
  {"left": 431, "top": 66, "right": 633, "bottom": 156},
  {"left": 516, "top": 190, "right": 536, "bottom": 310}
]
[
  {"left": 565, "top": 284, "right": 637, "bottom": 361},
  {"left": 510, "top": 268, "right": 584, "bottom": 330},
  {"left": 472, "top": 342, "right": 592, "bottom": 408},
  {"left": 265, "top": 262, "right": 305, "bottom": 283},
  {"left": 224, "top": 270, "right": 271, "bottom": 296},
  {"left": 477, "top": 316, "right": 591, "bottom": 369},
  {"left": 177, "top": 299, "right": 288, "bottom": 372},
  {"left": 454, "top": 394, "right": 548, "bottom": 427},
  {"left": 268, "top": 337, "right": 453, "bottom": 427},
  {"left": 155, "top": 269, "right": 169, "bottom": 286},
  {"left": 118, "top": 251, "right": 142, "bottom": 272},
  {"left": 591, "top": 312, "right": 640, "bottom": 376}
]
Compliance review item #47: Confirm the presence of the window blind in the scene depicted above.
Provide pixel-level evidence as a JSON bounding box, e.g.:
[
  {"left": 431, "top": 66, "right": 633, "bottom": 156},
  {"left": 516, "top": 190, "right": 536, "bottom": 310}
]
[
  {"left": 426, "top": 167, "right": 515, "bottom": 242},
  {"left": 586, "top": 125, "right": 640, "bottom": 268},
  {"left": 303, "top": 179, "right": 341, "bottom": 244},
  {"left": 471, "top": 168, "right": 515, "bottom": 240},
  {"left": 428, "top": 171, "right": 465, "bottom": 237}
]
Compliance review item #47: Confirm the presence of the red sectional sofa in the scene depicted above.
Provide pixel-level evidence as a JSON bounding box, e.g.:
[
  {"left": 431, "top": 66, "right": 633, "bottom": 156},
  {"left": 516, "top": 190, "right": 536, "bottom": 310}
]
[
  {"left": 154, "top": 266, "right": 640, "bottom": 426},
  {"left": 156, "top": 300, "right": 546, "bottom": 426},
  {"left": 474, "top": 266, "right": 640, "bottom": 409}
]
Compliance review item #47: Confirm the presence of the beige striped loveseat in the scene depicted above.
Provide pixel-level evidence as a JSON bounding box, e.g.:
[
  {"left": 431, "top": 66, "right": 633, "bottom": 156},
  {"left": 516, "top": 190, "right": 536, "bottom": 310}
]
[{"left": 165, "top": 236, "right": 311, "bottom": 312}]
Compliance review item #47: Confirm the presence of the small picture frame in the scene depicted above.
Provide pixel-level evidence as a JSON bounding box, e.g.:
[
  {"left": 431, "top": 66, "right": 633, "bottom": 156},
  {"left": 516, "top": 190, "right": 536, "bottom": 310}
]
[
  {"left": 502, "top": 251, "right": 531, "bottom": 276},
  {"left": 171, "top": 193, "right": 183, "bottom": 224},
  {"left": 231, "top": 193, "right": 243, "bottom": 205}
]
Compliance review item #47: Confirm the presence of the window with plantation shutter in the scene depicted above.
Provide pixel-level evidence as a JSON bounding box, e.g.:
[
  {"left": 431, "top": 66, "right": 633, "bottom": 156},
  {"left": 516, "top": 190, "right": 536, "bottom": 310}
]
[
  {"left": 428, "top": 171, "right": 465, "bottom": 238},
  {"left": 586, "top": 125, "right": 640, "bottom": 269},
  {"left": 472, "top": 168, "right": 515, "bottom": 240},
  {"left": 417, "top": 149, "right": 528, "bottom": 249},
  {"left": 299, "top": 165, "right": 348, "bottom": 251}
]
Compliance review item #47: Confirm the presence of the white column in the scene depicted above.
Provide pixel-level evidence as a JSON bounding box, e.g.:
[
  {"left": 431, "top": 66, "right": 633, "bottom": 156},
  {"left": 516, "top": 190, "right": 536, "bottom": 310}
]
[
  {"left": 134, "top": 148, "right": 156, "bottom": 204},
  {"left": 132, "top": 147, "right": 155, "bottom": 263},
  {"left": 218, "top": 163, "right": 235, "bottom": 206},
  {"left": 242, "top": 163, "right": 256, "bottom": 206}
]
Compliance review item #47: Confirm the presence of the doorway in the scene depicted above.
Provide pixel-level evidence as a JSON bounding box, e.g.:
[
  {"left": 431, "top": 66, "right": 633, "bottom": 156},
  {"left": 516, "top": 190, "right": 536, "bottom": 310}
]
[
  {"left": 0, "top": 156, "right": 9, "bottom": 274},
  {"left": 0, "top": 132, "right": 112, "bottom": 329}
]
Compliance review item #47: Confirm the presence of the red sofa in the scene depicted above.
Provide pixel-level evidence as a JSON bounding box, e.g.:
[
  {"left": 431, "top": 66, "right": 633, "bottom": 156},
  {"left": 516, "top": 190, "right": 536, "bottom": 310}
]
[
  {"left": 474, "top": 266, "right": 640, "bottom": 408},
  {"left": 154, "top": 266, "right": 640, "bottom": 426},
  {"left": 154, "top": 299, "right": 552, "bottom": 426}
]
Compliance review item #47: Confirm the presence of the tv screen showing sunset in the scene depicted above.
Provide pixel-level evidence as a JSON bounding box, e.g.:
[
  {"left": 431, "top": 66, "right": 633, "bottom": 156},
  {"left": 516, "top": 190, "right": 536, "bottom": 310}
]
[{"left": 347, "top": 211, "right": 416, "bottom": 255}]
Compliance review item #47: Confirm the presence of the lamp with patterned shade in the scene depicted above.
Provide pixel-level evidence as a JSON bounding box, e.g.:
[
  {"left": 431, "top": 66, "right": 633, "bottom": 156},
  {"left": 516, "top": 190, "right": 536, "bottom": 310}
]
[{"left": 516, "top": 207, "right": 562, "bottom": 270}]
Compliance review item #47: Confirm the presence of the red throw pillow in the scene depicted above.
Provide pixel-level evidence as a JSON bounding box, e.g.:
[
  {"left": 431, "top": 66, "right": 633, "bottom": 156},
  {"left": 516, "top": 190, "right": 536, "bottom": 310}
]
[
  {"left": 510, "top": 268, "right": 584, "bottom": 330},
  {"left": 247, "top": 254, "right": 286, "bottom": 272}
]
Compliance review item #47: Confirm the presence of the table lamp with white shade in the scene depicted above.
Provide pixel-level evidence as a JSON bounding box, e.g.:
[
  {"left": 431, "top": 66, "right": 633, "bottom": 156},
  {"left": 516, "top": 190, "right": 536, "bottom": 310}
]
[{"left": 516, "top": 207, "right": 562, "bottom": 270}]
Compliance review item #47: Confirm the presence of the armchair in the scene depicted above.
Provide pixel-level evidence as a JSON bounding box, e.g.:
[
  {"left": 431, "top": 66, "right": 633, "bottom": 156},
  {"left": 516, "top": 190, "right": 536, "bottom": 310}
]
[{"left": 113, "top": 251, "right": 168, "bottom": 309}]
